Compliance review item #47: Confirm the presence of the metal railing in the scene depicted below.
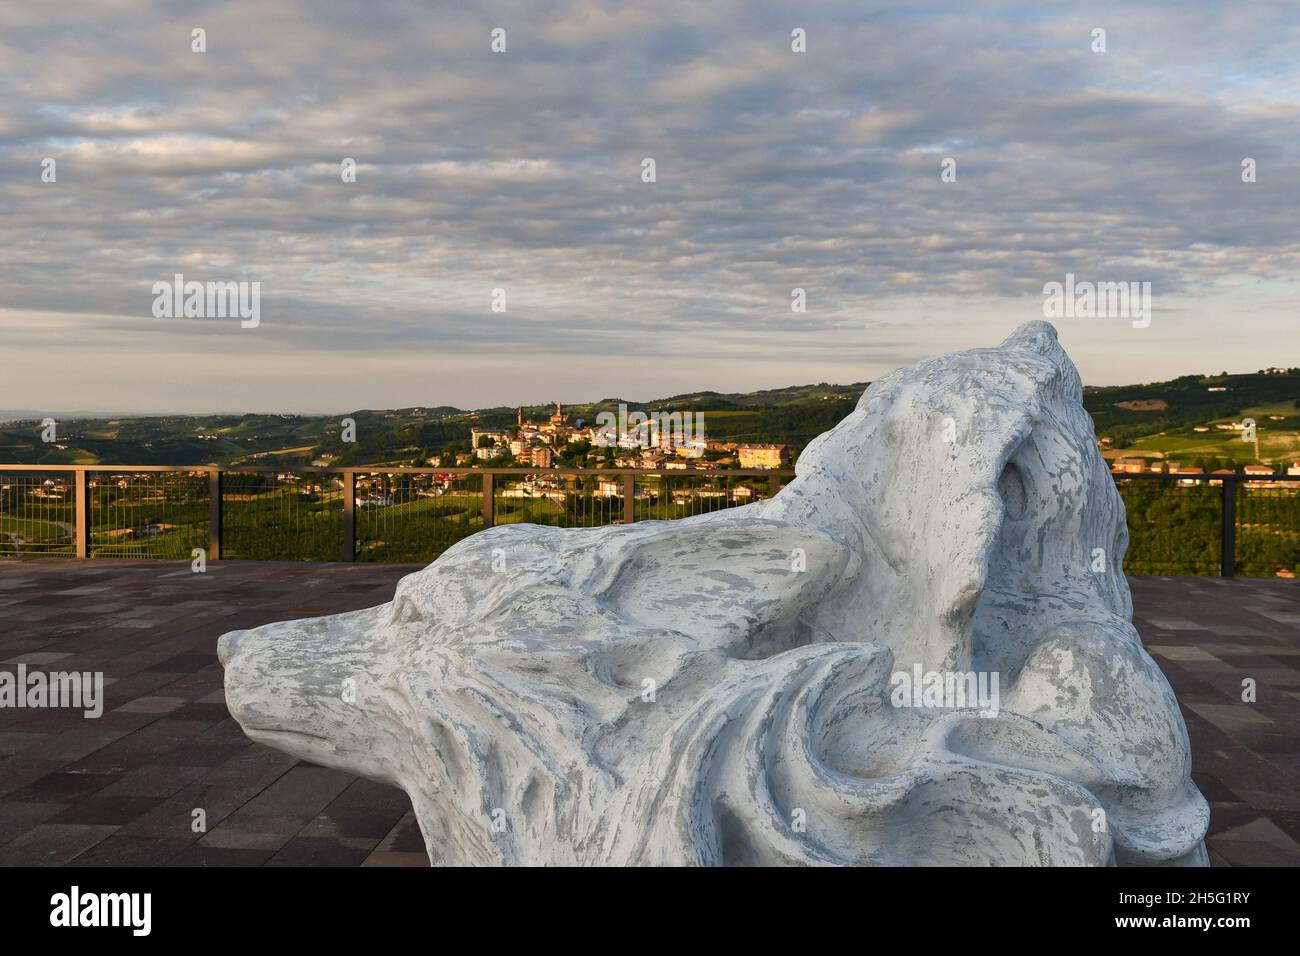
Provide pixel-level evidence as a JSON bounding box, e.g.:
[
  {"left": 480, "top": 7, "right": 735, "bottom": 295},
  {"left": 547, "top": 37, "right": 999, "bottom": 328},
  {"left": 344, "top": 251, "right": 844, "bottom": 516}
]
[
  {"left": 0, "top": 465, "right": 791, "bottom": 565},
  {"left": 2, "top": 466, "right": 1298, "bottom": 577},
  {"left": 1113, "top": 473, "right": 1300, "bottom": 578}
]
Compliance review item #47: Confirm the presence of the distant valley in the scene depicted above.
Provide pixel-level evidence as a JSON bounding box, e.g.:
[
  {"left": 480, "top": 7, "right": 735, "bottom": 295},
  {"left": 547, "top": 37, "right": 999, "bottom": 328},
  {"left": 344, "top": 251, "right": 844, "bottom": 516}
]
[{"left": 1, "top": 370, "right": 1296, "bottom": 469}]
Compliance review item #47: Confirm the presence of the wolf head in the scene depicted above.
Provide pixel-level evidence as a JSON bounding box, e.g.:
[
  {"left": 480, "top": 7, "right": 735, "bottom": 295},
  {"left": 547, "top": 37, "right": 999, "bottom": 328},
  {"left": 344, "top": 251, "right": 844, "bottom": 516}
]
[{"left": 220, "top": 321, "right": 1208, "bottom": 866}]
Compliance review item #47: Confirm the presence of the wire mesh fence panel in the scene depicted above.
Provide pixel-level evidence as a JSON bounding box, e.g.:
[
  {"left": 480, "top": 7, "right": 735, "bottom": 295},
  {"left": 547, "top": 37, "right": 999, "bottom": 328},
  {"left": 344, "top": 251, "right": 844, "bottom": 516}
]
[
  {"left": 88, "top": 471, "right": 209, "bottom": 559},
  {"left": 634, "top": 475, "right": 775, "bottom": 521},
  {"left": 494, "top": 474, "right": 623, "bottom": 529},
  {"left": 1236, "top": 483, "right": 1300, "bottom": 578},
  {"left": 0, "top": 471, "right": 76, "bottom": 556},
  {"left": 568, "top": 477, "right": 625, "bottom": 527},
  {"left": 356, "top": 472, "right": 484, "bottom": 563},
  {"left": 2, "top": 468, "right": 797, "bottom": 562},
  {"left": 1115, "top": 479, "right": 1221, "bottom": 576},
  {"left": 222, "top": 472, "right": 343, "bottom": 561}
]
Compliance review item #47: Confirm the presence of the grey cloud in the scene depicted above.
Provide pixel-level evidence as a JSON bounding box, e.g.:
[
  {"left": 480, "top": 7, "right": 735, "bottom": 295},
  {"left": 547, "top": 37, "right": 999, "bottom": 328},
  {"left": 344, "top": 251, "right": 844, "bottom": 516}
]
[{"left": 0, "top": 0, "right": 1296, "bottom": 412}]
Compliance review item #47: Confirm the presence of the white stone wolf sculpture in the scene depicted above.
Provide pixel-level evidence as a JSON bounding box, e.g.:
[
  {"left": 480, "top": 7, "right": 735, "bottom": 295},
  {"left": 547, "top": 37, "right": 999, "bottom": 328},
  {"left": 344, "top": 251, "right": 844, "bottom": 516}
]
[{"left": 219, "top": 321, "right": 1209, "bottom": 866}]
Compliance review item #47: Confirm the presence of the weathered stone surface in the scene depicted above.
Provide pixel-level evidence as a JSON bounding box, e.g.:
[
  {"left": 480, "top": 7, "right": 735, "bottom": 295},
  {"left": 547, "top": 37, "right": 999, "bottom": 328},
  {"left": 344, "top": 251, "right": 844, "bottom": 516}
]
[{"left": 219, "top": 321, "right": 1209, "bottom": 865}]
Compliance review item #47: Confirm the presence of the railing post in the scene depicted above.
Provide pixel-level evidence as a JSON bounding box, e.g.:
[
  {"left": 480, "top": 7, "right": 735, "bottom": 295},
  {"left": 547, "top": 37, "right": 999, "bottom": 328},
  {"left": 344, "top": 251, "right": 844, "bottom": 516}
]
[
  {"left": 342, "top": 471, "right": 356, "bottom": 562},
  {"left": 623, "top": 474, "right": 635, "bottom": 524},
  {"left": 208, "top": 468, "right": 222, "bottom": 561},
  {"left": 769, "top": 474, "right": 781, "bottom": 498},
  {"left": 1221, "top": 475, "right": 1236, "bottom": 577},
  {"left": 74, "top": 469, "right": 89, "bottom": 559},
  {"left": 482, "top": 472, "right": 494, "bottom": 528}
]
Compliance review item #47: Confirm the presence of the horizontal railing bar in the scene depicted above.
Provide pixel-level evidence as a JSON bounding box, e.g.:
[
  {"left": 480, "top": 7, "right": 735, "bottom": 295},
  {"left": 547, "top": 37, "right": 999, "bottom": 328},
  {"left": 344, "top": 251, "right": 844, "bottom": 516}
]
[
  {"left": 3, "top": 464, "right": 1297, "bottom": 482},
  {"left": 0, "top": 464, "right": 218, "bottom": 473},
  {"left": 1111, "top": 473, "right": 1300, "bottom": 482},
  {"left": 0, "top": 464, "right": 799, "bottom": 478}
]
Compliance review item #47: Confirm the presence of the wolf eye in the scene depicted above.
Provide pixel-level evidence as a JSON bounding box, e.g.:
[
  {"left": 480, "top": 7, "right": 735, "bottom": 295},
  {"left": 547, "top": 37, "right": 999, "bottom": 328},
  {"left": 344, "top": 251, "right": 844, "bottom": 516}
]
[
  {"left": 997, "top": 460, "right": 1029, "bottom": 521},
  {"left": 392, "top": 596, "right": 422, "bottom": 624}
]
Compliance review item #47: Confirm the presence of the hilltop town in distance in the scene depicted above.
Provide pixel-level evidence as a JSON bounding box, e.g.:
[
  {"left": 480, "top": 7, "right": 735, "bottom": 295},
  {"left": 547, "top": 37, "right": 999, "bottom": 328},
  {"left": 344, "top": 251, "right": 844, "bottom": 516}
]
[
  {"left": 1, "top": 367, "right": 1297, "bottom": 476},
  {"left": 0, "top": 383, "right": 865, "bottom": 471}
]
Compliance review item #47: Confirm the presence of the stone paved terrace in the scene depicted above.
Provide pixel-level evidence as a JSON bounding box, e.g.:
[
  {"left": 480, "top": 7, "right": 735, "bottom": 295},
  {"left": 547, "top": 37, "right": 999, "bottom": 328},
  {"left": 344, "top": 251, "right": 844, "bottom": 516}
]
[{"left": 0, "top": 559, "right": 1297, "bottom": 867}]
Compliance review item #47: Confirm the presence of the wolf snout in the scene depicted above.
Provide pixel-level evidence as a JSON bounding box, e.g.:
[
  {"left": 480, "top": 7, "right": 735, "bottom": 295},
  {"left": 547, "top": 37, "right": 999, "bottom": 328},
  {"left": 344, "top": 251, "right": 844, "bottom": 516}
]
[{"left": 217, "top": 629, "right": 250, "bottom": 667}]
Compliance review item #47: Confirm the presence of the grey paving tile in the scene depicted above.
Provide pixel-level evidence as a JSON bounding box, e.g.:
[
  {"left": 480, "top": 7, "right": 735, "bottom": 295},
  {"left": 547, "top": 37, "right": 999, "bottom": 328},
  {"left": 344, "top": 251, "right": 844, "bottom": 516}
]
[
  {"left": 0, "top": 823, "right": 119, "bottom": 866},
  {"left": 0, "top": 560, "right": 1291, "bottom": 867}
]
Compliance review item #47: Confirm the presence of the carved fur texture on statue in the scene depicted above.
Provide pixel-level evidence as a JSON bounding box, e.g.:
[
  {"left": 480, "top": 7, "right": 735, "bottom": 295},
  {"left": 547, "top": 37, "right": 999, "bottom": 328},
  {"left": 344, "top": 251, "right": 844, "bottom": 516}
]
[{"left": 219, "top": 321, "right": 1209, "bottom": 866}]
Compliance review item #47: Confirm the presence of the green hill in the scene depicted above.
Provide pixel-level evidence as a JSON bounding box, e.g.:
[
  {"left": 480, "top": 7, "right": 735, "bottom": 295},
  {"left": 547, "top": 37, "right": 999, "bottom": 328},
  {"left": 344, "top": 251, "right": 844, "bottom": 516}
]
[
  {"left": 1087, "top": 368, "right": 1300, "bottom": 466},
  {"left": 1, "top": 370, "right": 1294, "bottom": 468}
]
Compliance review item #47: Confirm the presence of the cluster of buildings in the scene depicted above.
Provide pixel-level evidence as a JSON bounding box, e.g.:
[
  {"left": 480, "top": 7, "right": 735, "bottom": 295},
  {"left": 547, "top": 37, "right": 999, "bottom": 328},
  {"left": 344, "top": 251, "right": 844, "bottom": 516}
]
[
  {"left": 591, "top": 479, "right": 759, "bottom": 502},
  {"left": 27, "top": 479, "right": 68, "bottom": 499},
  {"left": 1109, "top": 458, "right": 1300, "bottom": 486},
  {"left": 20, "top": 476, "right": 187, "bottom": 501},
  {"left": 451, "top": 403, "right": 791, "bottom": 471},
  {"left": 466, "top": 404, "right": 575, "bottom": 468}
]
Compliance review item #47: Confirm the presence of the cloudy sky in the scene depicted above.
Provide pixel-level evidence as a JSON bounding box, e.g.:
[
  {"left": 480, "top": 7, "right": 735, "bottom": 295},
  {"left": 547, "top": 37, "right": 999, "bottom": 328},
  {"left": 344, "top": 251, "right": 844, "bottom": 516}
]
[{"left": 2, "top": 1, "right": 1297, "bottom": 414}]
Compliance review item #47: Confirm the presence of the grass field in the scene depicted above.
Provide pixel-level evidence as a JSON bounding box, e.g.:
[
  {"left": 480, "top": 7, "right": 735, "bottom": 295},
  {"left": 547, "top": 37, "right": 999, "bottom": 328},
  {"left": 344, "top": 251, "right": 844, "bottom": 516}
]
[
  {"left": 1240, "top": 403, "right": 1300, "bottom": 418},
  {"left": 0, "top": 515, "right": 74, "bottom": 546},
  {"left": 1105, "top": 429, "right": 1300, "bottom": 465}
]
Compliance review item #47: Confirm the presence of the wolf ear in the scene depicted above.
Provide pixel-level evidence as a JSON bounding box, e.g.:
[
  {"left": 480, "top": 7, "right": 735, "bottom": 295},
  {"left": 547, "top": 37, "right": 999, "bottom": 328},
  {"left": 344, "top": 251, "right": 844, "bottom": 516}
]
[
  {"left": 998, "top": 319, "right": 1060, "bottom": 354},
  {"left": 807, "top": 362, "right": 1038, "bottom": 673}
]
